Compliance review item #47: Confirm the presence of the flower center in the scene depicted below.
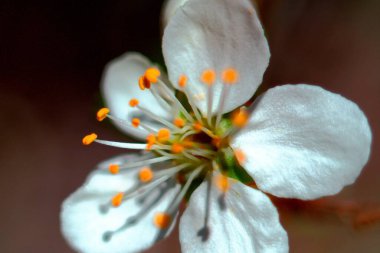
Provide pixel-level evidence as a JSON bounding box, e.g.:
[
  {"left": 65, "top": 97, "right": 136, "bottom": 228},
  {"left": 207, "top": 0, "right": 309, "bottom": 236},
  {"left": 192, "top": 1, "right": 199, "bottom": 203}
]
[{"left": 82, "top": 66, "right": 252, "bottom": 241}]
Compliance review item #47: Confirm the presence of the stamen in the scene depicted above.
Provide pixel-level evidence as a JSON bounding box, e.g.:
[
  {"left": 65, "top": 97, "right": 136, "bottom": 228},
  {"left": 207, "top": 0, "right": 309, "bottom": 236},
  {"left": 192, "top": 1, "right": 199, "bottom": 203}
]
[
  {"left": 176, "top": 74, "right": 203, "bottom": 122},
  {"left": 138, "top": 75, "right": 151, "bottom": 90},
  {"left": 234, "top": 149, "right": 246, "bottom": 165},
  {"left": 118, "top": 156, "right": 172, "bottom": 171},
  {"left": 146, "top": 133, "right": 156, "bottom": 144},
  {"left": 153, "top": 164, "right": 190, "bottom": 179},
  {"left": 149, "top": 85, "right": 172, "bottom": 112},
  {"left": 215, "top": 174, "right": 230, "bottom": 193},
  {"left": 201, "top": 69, "right": 216, "bottom": 86},
  {"left": 232, "top": 107, "right": 248, "bottom": 128},
  {"left": 215, "top": 68, "right": 240, "bottom": 127},
  {"left": 82, "top": 133, "right": 97, "bottom": 145},
  {"left": 94, "top": 139, "right": 147, "bottom": 150},
  {"left": 105, "top": 114, "right": 146, "bottom": 133},
  {"left": 165, "top": 166, "right": 204, "bottom": 216},
  {"left": 215, "top": 85, "right": 230, "bottom": 127},
  {"left": 171, "top": 143, "right": 184, "bottom": 154},
  {"left": 136, "top": 104, "right": 177, "bottom": 129},
  {"left": 150, "top": 167, "right": 203, "bottom": 230},
  {"left": 96, "top": 108, "right": 110, "bottom": 122},
  {"left": 182, "top": 150, "right": 201, "bottom": 161},
  {"left": 179, "top": 129, "right": 197, "bottom": 142},
  {"left": 156, "top": 79, "right": 194, "bottom": 122},
  {"left": 186, "top": 149, "right": 215, "bottom": 159},
  {"left": 131, "top": 118, "right": 140, "bottom": 128},
  {"left": 157, "top": 128, "right": 171, "bottom": 143},
  {"left": 139, "top": 167, "right": 154, "bottom": 183},
  {"left": 116, "top": 164, "right": 189, "bottom": 206},
  {"left": 222, "top": 68, "right": 239, "bottom": 84},
  {"left": 201, "top": 69, "right": 216, "bottom": 126},
  {"left": 198, "top": 174, "right": 212, "bottom": 241},
  {"left": 193, "top": 121, "right": 203, "bottom": 132},
  {"left": 144, "top": 67, "right": 161, "bottom": 83},
  {"left": 154, "top": 149, "right": 183, "bottom": 160},
  {"left": 111, "top": 193, "right": 124, "bottom": 207},
  {"left": 153, "top": 212, "right": 171, "bottom": 229},
  {"left": 173, "top": 118, "right": 185, "bottom": 128},
  {"left": 146, "top": 133, "right": 156, "bottom": 150},
  {"left": 129, "top": 98, "right": 139, "bottom": 107},
  {"left": 108, "top": 164, "right": 119, "bottom": 174}
]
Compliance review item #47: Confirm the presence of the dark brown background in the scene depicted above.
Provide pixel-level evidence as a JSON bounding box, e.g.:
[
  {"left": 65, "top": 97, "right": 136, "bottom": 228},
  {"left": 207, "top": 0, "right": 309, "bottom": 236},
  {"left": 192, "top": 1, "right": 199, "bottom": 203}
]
[{"left": 0, "top": 0, "right": 379, "bottom": 252}]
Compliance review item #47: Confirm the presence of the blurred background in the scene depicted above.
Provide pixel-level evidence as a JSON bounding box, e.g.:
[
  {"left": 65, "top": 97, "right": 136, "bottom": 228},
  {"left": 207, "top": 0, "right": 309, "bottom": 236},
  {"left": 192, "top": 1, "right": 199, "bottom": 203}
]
[{"left": 0, "top": 0, "right": 379, "bottom": 252}]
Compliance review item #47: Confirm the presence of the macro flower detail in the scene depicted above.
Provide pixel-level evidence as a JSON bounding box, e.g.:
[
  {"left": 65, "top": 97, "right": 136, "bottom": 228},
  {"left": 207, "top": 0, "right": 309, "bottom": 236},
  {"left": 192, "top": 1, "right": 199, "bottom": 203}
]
[{"left": 61, "top": 0, "right": 372, "bottom": 252}]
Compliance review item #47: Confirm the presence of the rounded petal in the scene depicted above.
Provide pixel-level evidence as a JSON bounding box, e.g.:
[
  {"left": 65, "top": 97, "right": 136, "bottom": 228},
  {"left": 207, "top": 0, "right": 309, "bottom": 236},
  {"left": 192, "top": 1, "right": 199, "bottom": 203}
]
[
  {"left": 180, "top": 177, "right": 288, "bottom": 253},
  {"left": 162, "top": 0, "right": 270, "bottom": 115},
  {"left": 161, "top": 0, "right": 188, "bottom": 28},
  {"left": 101, "top": 52, "right": 171, "bottom": 140},
  {"left": 231, "top": 84, "right": 372, "bottom": 200},
  {"left": 61, "top": 154, "right": 180, "bottom": 253}
]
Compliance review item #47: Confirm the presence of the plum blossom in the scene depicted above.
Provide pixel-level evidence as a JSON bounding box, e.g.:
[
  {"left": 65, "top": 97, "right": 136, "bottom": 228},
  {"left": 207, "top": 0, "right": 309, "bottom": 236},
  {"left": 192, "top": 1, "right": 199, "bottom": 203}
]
[{"left": 61, "top": 0, "right": 372, "bottom": 252}]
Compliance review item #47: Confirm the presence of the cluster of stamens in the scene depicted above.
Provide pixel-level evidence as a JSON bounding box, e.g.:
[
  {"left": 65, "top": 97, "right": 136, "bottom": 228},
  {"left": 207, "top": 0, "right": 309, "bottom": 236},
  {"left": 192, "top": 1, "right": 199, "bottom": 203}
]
[{"left": 82, "top": 66, "right": 248, "bottom": 240}]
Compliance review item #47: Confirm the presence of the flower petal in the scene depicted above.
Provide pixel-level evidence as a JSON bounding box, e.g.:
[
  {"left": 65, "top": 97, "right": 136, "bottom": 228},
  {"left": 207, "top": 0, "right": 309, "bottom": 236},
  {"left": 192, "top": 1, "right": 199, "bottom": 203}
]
[
  {"left": 162, "top": 0, "right": 270, "bottom": 114},
  {"left": 179, "top": 175, "right": 288, "bottom": 253},
  {"left": 161, "top": 0, "right": 188, "bottom": 28},
  {"left": 101, "top": 52, "right": 171, "bottom": 140},
  {"left": 231, "top": 84, "right": 372, "bottom": 200},
  {"left": 61, "top": 154, "right": 180, "bottom": 253}
]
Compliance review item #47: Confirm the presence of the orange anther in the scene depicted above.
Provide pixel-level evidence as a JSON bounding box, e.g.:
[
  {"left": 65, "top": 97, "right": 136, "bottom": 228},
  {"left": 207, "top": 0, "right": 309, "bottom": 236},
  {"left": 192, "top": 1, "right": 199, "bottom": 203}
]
[
  {"left": 173, "top": 118, "right": 185, "bottom": 128},
  {"left": 139, "top": 167, "right": 154, "bottom": 183},
  {"left": 193, "top": 121, "right": 203, "bottom": 132},
  {"left": 129, "top": 98, "right": 139, "bottom": 107},
  {"left": 108, "top": 164, "right": 120, "bottom": 174},
  {"left": 146, "top": 133, "right": 156, "bottom": 144},
  {"left": 111, "top": 192, "right": 124, "bottom": 207},
  {"left": 82, "top": 133, "right": 97, "bottom": 145},
  {"left": 201, "top": 69, "right": 216, "bottom": 86},
  {"left": 131, "top": 118, "right": 140, "bottom": 128},
  {"left": 178, "top": 74, "right": 188, "bottom": 88},
  {"left": 138, "top": 76, "right": 145, "bottom": 90},
  {"left": 138, "top": 75, "right": 151, "bottom": 90},
  {"left": 96, "top": 108, "right": 110, "bottom": 122},
  {"left": 232, "top": 107, "right": 249, "bottom": 128},
  {"left": 144, "top": 67, "right": 161, "bottom": 83},
  {"left": 146, "top": 133, "right": 156, "bottom": 150},
  {"left": 234, "top": 149, "right": 246, "bottom": 165},
  {"left": 157, "top": 128, "right": 171, "bottom": 142},
  {"left": 171, "top": 143, "right": 184, "bottom": 154},
  {"left": 222, "top": 68, "right": 239, "bottom": 84},
  {"left": 215, "top": 174, "right": 230, "bottom": 193},
  {"left": 153, "top": 212, "right": 171, "bottom": 229}
]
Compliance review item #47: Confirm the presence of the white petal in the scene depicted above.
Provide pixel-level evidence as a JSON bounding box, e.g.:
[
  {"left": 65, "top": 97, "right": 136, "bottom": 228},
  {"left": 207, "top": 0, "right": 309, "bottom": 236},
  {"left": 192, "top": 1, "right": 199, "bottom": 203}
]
[
  {"left": 161, "top": 0, "right": 188, "bottom": 28},
  {"left": 61, "top": 154, "right": 180, "bottom": 253},
  {"left": 231, "top": 84, "right": 372, "bottom": 200},
  {"left": 180, "top": 177, "right": 288, "bottom": 253},
  {"left": 162, "top": 0, "right": 270, "bottom": 115},
  {"left": 101, "top": 52, "right": 171, "bottom": 140}
]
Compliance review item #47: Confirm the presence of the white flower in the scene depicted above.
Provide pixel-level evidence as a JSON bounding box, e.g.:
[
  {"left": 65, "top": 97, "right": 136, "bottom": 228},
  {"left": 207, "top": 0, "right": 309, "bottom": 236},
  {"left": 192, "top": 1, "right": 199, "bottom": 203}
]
[{"left": 61, "top": 0, "right": 372, "bottom": 252}]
